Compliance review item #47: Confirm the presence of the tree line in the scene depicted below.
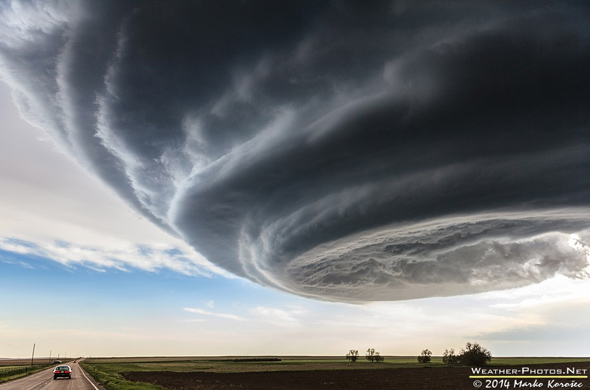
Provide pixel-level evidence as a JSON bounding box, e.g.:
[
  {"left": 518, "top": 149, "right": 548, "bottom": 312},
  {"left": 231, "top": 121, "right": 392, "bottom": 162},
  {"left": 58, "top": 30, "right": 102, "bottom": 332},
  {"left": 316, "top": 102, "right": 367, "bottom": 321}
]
[
  {"left": 346, "top": 348, "right": 384, "bottom": 363},
  {"left": 418, "top": 342, "right": 492, "bottom": 366},
  {"left": 347, "top": 342, "right": 492, "bottom": 367}
]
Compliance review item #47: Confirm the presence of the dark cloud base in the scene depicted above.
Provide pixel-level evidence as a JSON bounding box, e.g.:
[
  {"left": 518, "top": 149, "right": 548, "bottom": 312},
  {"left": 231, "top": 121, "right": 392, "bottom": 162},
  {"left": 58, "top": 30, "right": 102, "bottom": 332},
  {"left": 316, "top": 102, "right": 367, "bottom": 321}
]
[{"left": 1, "top": 0, "right": 589, "bottom": 301}]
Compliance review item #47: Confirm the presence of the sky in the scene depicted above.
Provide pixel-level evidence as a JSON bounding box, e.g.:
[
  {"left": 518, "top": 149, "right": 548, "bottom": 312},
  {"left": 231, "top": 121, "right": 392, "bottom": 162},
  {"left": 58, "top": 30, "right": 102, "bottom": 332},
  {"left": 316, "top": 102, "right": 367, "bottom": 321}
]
[{"left": 0, "top": 0, "right": 589, "bottom": 358}]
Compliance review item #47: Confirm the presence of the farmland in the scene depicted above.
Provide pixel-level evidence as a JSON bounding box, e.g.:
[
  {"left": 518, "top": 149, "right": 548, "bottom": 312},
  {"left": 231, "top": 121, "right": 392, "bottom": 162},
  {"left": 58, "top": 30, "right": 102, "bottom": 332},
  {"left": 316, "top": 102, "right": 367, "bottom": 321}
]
[
  {"left": 79, "top": 356, "right": 590, "bottom": 390},
  {"left": 0, "top": 359, "right": 56, "bottom": 384}
]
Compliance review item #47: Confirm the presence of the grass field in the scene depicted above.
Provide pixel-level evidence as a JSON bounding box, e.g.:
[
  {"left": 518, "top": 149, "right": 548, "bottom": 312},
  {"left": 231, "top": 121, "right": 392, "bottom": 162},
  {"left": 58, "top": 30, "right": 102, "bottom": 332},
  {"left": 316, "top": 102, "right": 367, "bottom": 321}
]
[
  {"left": 79, "top": 356, "right": 590, "bottom": 390},
  {"left": 0, "top": 363, "right": 56, "bottom": 384}
]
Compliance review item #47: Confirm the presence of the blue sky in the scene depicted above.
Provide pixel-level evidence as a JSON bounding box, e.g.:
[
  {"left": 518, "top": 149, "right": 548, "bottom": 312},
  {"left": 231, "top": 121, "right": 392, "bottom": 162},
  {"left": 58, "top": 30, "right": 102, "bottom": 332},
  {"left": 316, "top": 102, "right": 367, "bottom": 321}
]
[
  {"left": 1, "top": 1, "right": 590, "bottom": 359},
  {"left": 2, "top": 234, "right": 590, "bottom": 358},
  {"left": 1, "top": 124, "right": 589, "bottom": 357}
]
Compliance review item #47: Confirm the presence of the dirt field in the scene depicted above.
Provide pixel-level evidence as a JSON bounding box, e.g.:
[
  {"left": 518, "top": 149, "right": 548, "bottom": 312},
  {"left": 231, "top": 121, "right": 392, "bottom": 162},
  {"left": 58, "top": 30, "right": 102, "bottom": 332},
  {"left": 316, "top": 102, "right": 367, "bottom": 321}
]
[
  {"left": 123, "top": 366, "right": 468, "bottom": 389},
  {"left": 122, "top": 362, "right": 590, "bottom": 390}
]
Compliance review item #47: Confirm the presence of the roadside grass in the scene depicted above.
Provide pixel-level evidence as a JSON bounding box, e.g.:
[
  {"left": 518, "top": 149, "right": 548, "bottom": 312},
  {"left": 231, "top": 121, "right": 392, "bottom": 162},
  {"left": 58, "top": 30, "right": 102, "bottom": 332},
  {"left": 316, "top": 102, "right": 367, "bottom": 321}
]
[
  {"left": 0, "top": 366, "right": 24, "bottom": 371},
  {"left": 80, "top": 362, "right": 165, "bottom": 390},
  {"left": 0, "top": 364, "right": 55, "bottom": 384}
]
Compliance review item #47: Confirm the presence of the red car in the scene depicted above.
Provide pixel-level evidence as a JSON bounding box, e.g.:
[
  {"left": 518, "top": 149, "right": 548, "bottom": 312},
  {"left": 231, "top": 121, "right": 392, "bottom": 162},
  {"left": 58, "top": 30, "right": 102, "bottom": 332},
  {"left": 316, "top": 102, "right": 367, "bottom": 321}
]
[{"left": 53, "top": 365, "right": 71, "bottom": 380}]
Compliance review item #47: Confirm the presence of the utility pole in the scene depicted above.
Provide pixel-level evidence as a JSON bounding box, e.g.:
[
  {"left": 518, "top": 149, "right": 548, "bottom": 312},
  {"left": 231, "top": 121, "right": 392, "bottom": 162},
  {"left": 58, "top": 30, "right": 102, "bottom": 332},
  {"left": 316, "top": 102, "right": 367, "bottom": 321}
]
[
  {"left": 49, "top": 350, "right": 52, "bottom": 364},
  {"left": 31, "top": 343, "right": 35, "bottom": 367}
]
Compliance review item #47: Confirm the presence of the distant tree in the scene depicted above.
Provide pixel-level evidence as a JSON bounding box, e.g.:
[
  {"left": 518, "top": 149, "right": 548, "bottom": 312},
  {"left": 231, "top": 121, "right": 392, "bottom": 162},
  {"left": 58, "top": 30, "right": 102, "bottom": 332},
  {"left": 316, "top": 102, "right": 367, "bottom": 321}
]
[
  {"left": 366, "top": 348, "right": 383, "bottom": 363},
  {"left": 460, "top": 342, "right": 492, "bottom": 367},
  {"left": 417, "top": 349, "right": 432, "bottom": 364},
  {"left": 442, "top": 343, "right": 492, "bottom": 366},
  {"left": 442, "top": 348, "right": 460, "bottom": 365},
  {"left": 346, "top": 350, "right": 359, "bottom": 362}
]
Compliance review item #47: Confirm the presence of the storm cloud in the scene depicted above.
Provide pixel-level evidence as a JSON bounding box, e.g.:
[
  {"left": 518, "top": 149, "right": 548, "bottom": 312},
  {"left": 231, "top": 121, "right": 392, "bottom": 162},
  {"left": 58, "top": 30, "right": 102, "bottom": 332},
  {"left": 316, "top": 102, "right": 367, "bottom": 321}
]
[{"left": 1, "top": 0, "right": 589, "bottom": 301}]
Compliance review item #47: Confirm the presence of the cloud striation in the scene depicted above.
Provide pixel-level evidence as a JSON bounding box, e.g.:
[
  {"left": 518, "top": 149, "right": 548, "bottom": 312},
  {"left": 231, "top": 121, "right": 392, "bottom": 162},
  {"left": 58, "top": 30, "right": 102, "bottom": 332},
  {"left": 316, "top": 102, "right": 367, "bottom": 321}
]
[{"left": 1, "top": 0, "right": 589, "bottom": 301}]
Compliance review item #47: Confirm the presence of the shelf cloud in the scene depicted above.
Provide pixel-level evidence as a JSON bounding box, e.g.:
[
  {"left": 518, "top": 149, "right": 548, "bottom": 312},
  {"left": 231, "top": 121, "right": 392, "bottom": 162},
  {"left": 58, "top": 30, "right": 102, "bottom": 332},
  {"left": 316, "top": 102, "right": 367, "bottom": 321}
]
[{"left": 1, "top": 0, "right": 589, "bottom": 301}]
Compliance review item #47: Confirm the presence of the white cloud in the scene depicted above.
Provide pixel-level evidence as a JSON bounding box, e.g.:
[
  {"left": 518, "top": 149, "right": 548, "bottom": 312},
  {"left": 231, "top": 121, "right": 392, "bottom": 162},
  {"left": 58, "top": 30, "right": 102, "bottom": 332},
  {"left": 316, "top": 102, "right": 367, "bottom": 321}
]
[
  {"left": 0, "top": 237, "right": 213, "bottom": 276},
  {"left": 249, "top": 305, "right": 305, "bottom": 328},
  {"left": 0, "top": 80, "right": 228, "bottom": 276},
  {"left": 183, "top": 307, "right": 246, "bottom": 322},
  {"left": 480, "top": 275, "right": 590, "bottom": 310}
]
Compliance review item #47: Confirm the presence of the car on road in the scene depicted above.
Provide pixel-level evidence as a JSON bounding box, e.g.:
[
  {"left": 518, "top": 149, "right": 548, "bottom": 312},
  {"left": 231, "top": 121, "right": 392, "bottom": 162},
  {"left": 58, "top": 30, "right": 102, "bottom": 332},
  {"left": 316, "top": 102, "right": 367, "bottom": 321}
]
[{"left": 53, "top": 365, "right": 72, "bottom": 380}]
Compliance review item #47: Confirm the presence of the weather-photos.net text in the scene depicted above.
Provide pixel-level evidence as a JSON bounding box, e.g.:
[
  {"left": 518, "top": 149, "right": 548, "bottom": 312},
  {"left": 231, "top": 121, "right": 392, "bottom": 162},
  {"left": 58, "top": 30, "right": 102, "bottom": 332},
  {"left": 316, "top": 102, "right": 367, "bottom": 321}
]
[{"left": 470, "top": 367, "right": 588, "bottom": 389}]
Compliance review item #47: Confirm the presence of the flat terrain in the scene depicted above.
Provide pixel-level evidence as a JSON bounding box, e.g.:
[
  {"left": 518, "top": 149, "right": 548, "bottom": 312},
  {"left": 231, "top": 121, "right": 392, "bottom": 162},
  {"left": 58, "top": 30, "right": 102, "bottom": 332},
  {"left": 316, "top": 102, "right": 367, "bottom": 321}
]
[
  {"left": 83, "top": 357, "right": 590, "bottom": 390},
  {"left": 122, "top": 362, "right": 590, "bottom": 390},
  {"left": 0, "top": 361, "right": 105, "bottom": 390},
  {"left": 123, "top": 366, "right": 471, "bottom": 389}
]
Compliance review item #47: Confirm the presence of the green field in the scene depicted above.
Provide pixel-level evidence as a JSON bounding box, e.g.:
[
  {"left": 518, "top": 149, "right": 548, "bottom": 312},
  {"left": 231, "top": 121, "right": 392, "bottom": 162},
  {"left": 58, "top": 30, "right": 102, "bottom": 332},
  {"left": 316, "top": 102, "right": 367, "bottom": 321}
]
[
  {"left": 492, "top": 357, "right": 590, "bottom": 366},
  {"left": 0, "top": 364, "right": 55, "bottom": 384},
  {"left": 79, "top": 356, "right": 590, "bottom": 390}
]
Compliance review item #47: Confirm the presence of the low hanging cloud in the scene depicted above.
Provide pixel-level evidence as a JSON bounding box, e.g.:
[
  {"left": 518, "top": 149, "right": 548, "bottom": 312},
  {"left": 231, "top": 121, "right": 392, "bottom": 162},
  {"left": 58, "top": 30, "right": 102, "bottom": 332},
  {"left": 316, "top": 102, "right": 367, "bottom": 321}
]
[{"left": 1, "top": 0, "right": 589, "bottom": 302}]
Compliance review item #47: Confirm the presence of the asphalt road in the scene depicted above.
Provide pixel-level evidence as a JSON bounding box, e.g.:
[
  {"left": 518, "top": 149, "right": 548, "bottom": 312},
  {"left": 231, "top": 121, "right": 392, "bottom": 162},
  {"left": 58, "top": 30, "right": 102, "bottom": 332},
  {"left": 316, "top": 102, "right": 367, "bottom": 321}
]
[{"left": 0, "top": 362, "right": 105, "bottom": 390}]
